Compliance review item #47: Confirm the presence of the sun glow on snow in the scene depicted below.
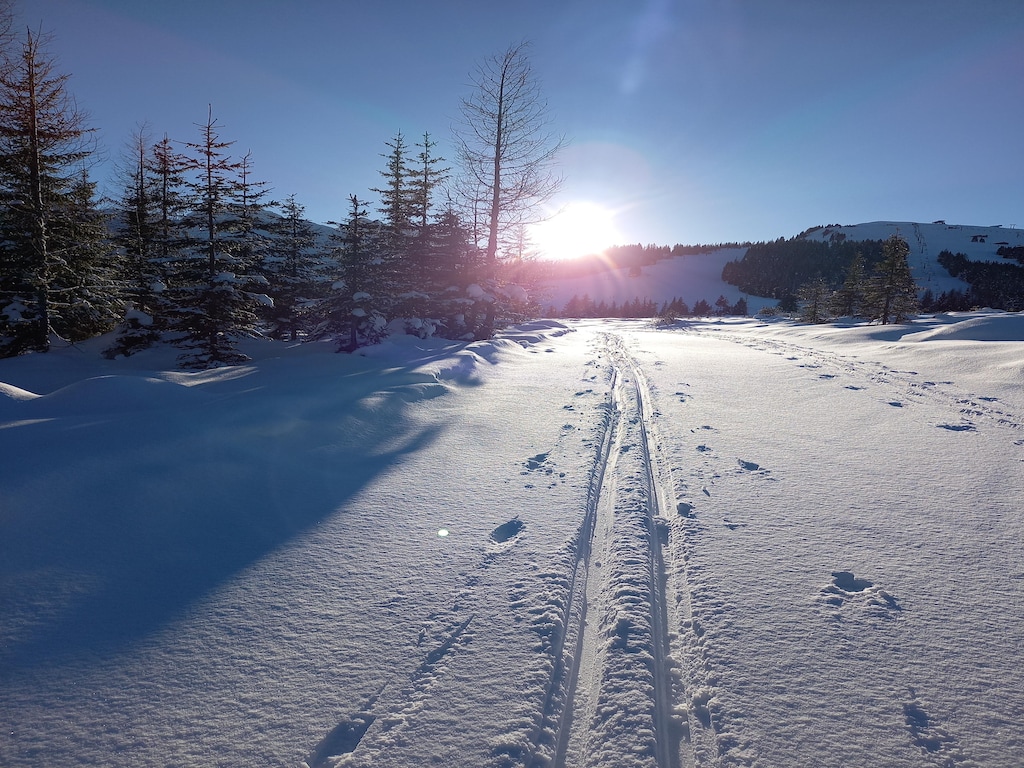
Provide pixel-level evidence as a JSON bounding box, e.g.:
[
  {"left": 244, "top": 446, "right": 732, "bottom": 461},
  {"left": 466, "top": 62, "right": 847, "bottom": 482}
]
[{"left": 530, "top": 201, "right": 622, "bottom": 261}]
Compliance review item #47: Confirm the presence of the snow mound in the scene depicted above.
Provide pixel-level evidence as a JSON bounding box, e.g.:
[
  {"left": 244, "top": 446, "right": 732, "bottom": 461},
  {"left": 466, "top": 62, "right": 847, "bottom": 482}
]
[
  {"left": 0, "top": 381, "right": 40, "bottom": 402},
  {"left": 902, "top": 314, "right": 1024, "bottom": 342},
  {"left": 500, "top": 320, "right": 574, "bottom": 346},
  {"left": 435, "top": 350, "right": 488, "bottom": 383},
  {"left": 0, "top": 381, "right": 41, "bottom": 420},
  {"left": 31, "top": 375, "right": 206, "bottom": 414}
]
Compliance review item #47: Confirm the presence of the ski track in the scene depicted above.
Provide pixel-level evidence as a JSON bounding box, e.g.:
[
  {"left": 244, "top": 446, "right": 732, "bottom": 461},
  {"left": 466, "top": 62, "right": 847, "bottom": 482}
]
[
  {"left": 700, "top": 329, "right": 1024, "bottom": 439},
  {"left": 516, "top": 331, "right": 734, "bottom": 768}
]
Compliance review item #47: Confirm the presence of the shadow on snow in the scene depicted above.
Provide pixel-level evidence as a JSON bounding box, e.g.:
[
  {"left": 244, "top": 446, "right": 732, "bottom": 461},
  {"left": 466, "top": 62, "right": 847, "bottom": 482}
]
[{"left": 0, "top": 349, "right": 454, "bottom": 673}]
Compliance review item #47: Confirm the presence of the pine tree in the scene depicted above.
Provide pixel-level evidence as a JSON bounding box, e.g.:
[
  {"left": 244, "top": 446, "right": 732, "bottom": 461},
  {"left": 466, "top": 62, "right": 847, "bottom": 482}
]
[
  {"left": 371, "top": 132, "right": 412, "bottom": 237},
  {"left": 49, "top": 167, "right": 121, "bottom": 341},
  {"left": 167, "top": 109, "right": 269, "bottom": 368},
  {"left": 262, "top": 193, "right": 319, "bottom": 340},
  {"left": 867, "top": 235, "right": 917, "bottom": 325},
  {"left": 797, "top": 277, "right": 832, "bottom": 323},
  {"left": 403, "top": 132, "right": 451, "bottom": 330},
  {"left": 149, "top": 134, "right": 191, "bottom": 262},
  {"left": 107, "top": 131, "right": 203, "bottom": 358},
  {"left": 0, "top": 29, "right": 112, "bottom": 355},
  {"left": 409, "top": 132, "right": 449, "bottom": 238},
  {"left": 325, "top": 194, "right": 387, "bottom": 351},
  {"left": 831, "top": 252, "right": 867, "bottom": 318},
  {"left": 692, "top": 298, "right": 712, "bottom": 316},
  {"left": 105, "top": 126, "right": 165, "bottom": 357},
  {"left": 429, "top": 206, "right": 478, "bottom": 337}
]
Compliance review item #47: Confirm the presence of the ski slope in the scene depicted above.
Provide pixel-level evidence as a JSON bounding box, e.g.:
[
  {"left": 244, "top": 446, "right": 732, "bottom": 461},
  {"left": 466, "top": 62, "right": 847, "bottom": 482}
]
[{"left": 2, "top": 313, "right": 1023, "bottom": 767}]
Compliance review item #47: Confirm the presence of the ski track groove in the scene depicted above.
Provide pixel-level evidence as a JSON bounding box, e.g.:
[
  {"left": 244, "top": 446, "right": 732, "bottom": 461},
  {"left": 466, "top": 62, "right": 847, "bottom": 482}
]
[
  {"left": 522, "top": 365, "right": 620, "bottom": 768},
  {"left": 543, "top": 332, "right": 700, "bottom": 768}
]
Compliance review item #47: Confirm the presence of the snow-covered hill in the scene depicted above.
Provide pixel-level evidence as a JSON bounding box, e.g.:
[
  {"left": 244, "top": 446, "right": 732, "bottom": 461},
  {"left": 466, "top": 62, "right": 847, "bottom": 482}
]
[
  {"left": 800, "top": 221, "right": 1024, "bottom": 296},
  {"left": 538, "top": 222, "right": 1023, "bottom": 314}
]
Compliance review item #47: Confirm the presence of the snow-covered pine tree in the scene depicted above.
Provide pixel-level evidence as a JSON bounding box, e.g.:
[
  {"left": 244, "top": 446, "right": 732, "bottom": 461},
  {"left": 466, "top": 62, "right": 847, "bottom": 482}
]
[
  {"left": 406, "top": 133, "right": 450, "bottom": 300},
  {"left": 262, "top": 193, "right": 320, "bottom": 341},
  {"left": 105, "top": 127, "right": 171, "bottom": 357},
  {"left": 369, "top": 132, "right": 417, "bottom": 328},
  {"left": 429, "top": 206, "right": 481, "bottom": 337},
  {"left": 0, "top": 29, "right": 113, "bottom": 355},
  {"left": 166, "top": 109, "right": 270, "bottom": 368},
  {"left": 324, "top": 194, "right": 388, "bottom": 351},
  {"left": 48, "top": 167, "right": 121, "bottom": 341},
  {"left": 867, "top": 234, "right": 917, "bottom": 325},
  {"left": 375, "top": 131, "right": 455, "bottom": 336}
]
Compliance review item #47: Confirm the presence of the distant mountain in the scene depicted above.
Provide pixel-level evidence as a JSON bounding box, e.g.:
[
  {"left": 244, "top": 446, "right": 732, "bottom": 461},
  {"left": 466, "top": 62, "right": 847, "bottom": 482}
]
[{"left": 538, "top": 222, "right": 1024, "bottom": 315}]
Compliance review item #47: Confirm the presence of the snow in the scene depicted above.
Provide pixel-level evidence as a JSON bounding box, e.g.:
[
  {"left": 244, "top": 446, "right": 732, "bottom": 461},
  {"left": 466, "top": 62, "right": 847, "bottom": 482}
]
[
  {"left": 1, "top": 312, "right": 1023, "bottom": 767},
  {"left": 124, "top": 306, "right": 154, "bottom": 326}
]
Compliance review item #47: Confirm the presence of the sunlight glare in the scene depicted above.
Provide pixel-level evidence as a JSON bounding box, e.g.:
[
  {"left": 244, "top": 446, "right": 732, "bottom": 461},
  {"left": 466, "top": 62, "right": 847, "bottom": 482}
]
[{"left": 531, "top": 201, "right": 622, "bottom": 261}]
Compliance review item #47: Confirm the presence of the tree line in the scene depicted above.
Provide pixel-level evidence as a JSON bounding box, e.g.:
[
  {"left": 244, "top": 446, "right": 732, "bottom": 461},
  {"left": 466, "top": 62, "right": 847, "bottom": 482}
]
[
  {"left": 554, "top": 294, "right": 748, "bottom": 319},
  {"left": 934, "top": 250, "right": 1024, "bottom": 311},
  {"left": 0, "top": 15, "right": 562, "bottom": 367},
  {"left": 721, "top": 236, "right": 888, "bottom": 300},
  {"left": 784, "top": 235, "right": 919, "bottom": 324}
]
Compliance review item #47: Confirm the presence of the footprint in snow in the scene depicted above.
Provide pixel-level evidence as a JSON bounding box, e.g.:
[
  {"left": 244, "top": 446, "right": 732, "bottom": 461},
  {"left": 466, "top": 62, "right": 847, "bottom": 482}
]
[
  {"left": 525, "top": 452, "right": 550, "bottom": 470},
  {"left": 737, "top": 458, "right": 765, "bottom": 472},
  {"left": 902, "top": 694, "right": 971, "bottom": 763},
  {"left": 938, "top": 423, "right": 976, "bottom": 432},
  {"left": 490, "top": 518, "right": 524, "bottom": 544},
  {"left": 677, "top": 501, "right": 696, "bottom": 518},
  {"left": 821, "top": 570, "right": 901, "bottom": 618}
]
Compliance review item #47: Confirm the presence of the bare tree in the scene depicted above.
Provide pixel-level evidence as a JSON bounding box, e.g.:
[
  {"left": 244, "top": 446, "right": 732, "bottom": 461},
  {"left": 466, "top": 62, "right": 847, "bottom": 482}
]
[{"left": 454, "top": 41, "right": 564, "bottom": 269}]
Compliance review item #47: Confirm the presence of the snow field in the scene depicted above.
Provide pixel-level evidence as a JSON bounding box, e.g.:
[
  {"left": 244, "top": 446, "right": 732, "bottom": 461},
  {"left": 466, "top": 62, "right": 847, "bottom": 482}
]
[
  {"left": 637, "top": 319, "right": 1023, "bottom": 766},
  {"left": 2, "top": 312, "right": 1023, "bottom": 767}
]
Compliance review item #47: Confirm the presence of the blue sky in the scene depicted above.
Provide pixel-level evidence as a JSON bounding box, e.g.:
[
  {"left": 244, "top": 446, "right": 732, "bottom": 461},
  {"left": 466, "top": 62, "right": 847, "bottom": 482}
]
[{"left": 16, "top": 0, "right": 1024, "bottom": 249}]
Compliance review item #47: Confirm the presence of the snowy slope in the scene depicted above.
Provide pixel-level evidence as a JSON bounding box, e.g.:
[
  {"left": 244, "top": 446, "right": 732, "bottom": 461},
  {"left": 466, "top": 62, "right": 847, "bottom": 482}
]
[
  {"left": 2, "top": 313, "right": 1023, "bottom": 767},
  {"left": 539, "top": 222, "right": 1023, "bottom": 313},
  {"left": 800, "top": 221, "right": 1024, "bottom": 296},
  {"left": 538, "top": 247, "right": 776, "bottom": 316}
]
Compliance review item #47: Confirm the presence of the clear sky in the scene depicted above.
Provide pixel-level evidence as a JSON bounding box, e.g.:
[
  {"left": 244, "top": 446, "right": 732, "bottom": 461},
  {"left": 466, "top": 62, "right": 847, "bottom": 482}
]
[{"left": 14, "top": 0, "right": 1024, "bottom": 251}]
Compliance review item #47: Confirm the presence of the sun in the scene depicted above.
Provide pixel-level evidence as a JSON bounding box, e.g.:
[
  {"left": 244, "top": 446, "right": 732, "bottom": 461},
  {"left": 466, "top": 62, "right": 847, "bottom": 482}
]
[{"left": 530, "top": 201, "right": 622, "bottom": 261}]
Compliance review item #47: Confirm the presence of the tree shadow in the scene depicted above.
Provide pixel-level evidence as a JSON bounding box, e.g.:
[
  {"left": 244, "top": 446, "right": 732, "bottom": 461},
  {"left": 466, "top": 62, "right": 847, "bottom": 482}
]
[{"left": 0, "top": 350, "right": 454, "bottom": 672}]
